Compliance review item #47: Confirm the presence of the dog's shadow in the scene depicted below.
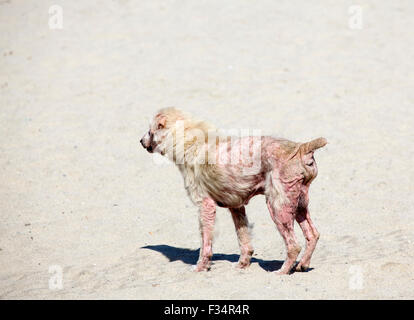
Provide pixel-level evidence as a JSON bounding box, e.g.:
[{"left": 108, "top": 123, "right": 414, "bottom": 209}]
[{"left": 141, "top": 244, "right": 296, "bottom": 272}]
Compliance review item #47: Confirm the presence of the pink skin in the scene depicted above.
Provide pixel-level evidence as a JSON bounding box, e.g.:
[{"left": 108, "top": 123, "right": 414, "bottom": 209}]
[
  {"left": 196, "top": 198, "right": 216, "bottom": 271},
  {"left": 196, "top": 137, "right": 321, "bottom": 274},
  {"left": 142, "top": 122, "right": 325, "bottom": 274},
  {"left": 267, "top": 202, "right": 301, "bottom": 274},
  {"left": 229, "top": 206, "right": 254, "bottom": 268},
  {"left": 294, "top": 186, "right": 320, "bottom": 272}
]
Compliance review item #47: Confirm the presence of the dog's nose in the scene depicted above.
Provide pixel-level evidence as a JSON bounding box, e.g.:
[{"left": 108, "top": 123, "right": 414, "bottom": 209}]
[{"left": 140, "top": 138, "right": 144, "bottom": 146}]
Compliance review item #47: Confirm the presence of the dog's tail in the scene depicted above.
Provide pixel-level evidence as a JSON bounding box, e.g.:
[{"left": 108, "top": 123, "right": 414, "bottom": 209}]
[
  {"left": 300, "top": 137, "right": 327, "bottom": 154},
  {"left": 298, "top": 137, "right": 327, "bottom": 183}
]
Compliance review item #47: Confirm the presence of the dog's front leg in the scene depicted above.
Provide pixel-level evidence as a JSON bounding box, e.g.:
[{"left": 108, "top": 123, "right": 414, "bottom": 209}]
[
  {"left": 229, "top": 206, "right": 254, "bottom": 268},
  {"left": 195, "top": 197, "right": 216, "bottom": 272}
]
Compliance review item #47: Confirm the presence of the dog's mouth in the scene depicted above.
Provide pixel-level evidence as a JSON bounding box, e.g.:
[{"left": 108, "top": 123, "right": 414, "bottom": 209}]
[{"left": 148, "top": 145, "right": 165, "bottom": 155}]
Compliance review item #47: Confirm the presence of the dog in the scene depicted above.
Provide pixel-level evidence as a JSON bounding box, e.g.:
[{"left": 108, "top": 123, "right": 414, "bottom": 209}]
[{"left": 140, "top": 107, "right": 327, "bottom": 274}]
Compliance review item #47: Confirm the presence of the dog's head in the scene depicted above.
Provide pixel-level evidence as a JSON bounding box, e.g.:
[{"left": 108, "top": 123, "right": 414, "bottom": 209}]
[
  {"left": 140, "top": 107, "right": 215, "bottom": 163},
  {"left": 140, "top": 107, "right": 184, "bottom": 155}
]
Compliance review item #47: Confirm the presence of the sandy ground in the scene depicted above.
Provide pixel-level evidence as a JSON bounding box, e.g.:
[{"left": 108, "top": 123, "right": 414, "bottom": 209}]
[{"left": 0, "top": 0, "right": 413, "bottom": 299}]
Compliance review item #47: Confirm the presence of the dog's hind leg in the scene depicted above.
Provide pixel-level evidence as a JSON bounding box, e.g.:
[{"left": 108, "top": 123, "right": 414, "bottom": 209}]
[
  {"left": 195, "top": 197, "right": 216, "bottom": 272},
  {"left": 295, "top": 199, "right": 320, "bottom": 272},
  {"left": 229, "top": 206, "right": 254, "bottom": 268},
  {"left": 266, "top": 200, "right": 301, "bottom": 275}
]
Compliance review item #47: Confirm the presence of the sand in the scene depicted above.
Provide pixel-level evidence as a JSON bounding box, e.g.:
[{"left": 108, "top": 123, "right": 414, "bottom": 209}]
[{"left": 0, "top": 0, "right": 413, "bottom": 299}]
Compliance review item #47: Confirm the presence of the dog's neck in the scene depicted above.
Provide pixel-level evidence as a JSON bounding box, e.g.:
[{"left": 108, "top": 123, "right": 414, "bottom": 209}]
[
  {"left": 166, "top": 126, "right": 216, "bottom": 166},
  {"left": 173, "top": 137, "right": 205, "bottom": 167}
]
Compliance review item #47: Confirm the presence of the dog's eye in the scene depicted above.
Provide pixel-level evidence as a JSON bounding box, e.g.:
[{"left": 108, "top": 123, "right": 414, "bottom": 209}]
[{"left": 157, "top": 123, "right": 164, "bottom": 130}]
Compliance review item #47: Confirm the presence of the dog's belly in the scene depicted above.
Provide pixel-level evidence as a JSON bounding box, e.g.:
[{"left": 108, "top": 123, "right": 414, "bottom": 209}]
[
  {"left": 215, "top": 187, "right": 265, "bottom": 208},
  {"left": 202, "top": 169, "right": 266, "bottom": 208}
]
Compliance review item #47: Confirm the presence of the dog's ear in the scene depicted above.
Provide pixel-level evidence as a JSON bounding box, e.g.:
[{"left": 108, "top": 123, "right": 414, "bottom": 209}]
[{"left": 157, "top": 115, "right": 167, "bottom": 129}]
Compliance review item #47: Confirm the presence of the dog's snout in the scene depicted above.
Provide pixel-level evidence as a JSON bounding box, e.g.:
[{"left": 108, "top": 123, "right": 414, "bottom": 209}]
[{"left": 140, "top": 135, "right": 154, "bottom": 152}]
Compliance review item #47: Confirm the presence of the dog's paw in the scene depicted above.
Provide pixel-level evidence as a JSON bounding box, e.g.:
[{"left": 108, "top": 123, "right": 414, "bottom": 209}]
[
  {"left": 236, "top": 260, "right": 251, "bottom": 269},
  {"left": 192, "top": 263, "right": 210, "bottom": 272},
  {"left": 274, "top": 267, "right": 294, "bottom": 275},
  {"left": 294, "top": 263, "right": 309, "bottom": 272},
  {"left": 274, "top": 270, "right": 289, "bottom": 275}
]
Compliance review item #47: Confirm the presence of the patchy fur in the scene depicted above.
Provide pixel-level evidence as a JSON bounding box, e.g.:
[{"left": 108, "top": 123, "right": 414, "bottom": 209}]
[{"left": 140, "top": 107, "right": 327, "bottom": 274}]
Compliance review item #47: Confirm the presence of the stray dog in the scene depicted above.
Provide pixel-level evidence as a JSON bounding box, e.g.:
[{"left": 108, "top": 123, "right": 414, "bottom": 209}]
[{"left": 140, "top": 107, "right": 327, "bottom": 274}]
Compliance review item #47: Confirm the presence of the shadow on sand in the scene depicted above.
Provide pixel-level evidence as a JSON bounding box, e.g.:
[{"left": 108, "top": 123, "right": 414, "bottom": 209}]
[{"left": 141, "top": 244, "right": 294, "bottom": 272}]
